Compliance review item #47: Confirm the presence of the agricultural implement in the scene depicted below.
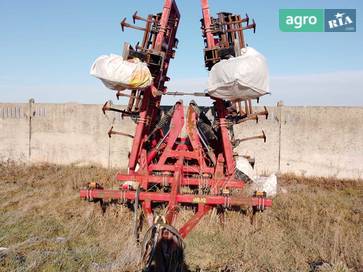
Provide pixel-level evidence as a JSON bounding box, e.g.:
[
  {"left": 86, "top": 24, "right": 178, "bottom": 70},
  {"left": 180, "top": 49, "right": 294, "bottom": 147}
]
[{"left": 80, "top": 0, "right": 272, "bottom": 270}]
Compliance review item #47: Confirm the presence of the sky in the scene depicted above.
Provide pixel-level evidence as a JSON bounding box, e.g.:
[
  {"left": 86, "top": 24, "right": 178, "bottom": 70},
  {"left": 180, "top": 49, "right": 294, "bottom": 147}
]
[{"left": 0, "top": 0, "right": 362, "bottom": 106}]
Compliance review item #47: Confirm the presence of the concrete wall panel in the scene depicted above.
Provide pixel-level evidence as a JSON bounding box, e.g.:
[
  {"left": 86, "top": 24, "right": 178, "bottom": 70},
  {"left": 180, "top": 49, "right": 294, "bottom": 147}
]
[
  {"left": 0, "top": 103, "right": 362, "bottom": 179},
  {"left": 280, "top": 107, "right": 363, "bottom": 179},
  {"left": 0, "top": 103, "right": 29, "bottom": 162}
]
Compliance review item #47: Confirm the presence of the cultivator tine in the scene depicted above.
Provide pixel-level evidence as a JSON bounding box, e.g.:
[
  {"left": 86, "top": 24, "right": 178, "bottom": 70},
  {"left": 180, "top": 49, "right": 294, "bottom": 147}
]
[
  {"left": 116, "top": 91, "right": 138, "bottom": 100},
  {"left": 102, "top": 100, "right": 139, "bottom": 118},
  {"left": 133, "top": 11, "right": 152, "bottom": 23},
  {"left": 120, "top": 18, "right": 126, "bottom": 32},
  {"left": 135, "top": 41, "right": 140, "bottom": 50},
  {"left": 243, "top": 13, "right": 249, "bottom": 25},
  {"left": 121, "top": 17, "right": 147, "bottom": 32},
  {"left": 256, "top": 106, "right": 269, "bottom": 120},
  {"left": 234, "top": 130, "right": 266, "bottom": 147},
  {"left": 224, "top": 13, "right": 249, "bottom": 26},
  {"left": 102, "top": 100, "right": 112, "bottom": 115},
  {"left": 237, "top": 114, "right": 259, "bottom": 124},
  {"left": 243, "top": 19, "right": 256, "bottom": 33},
  {"left": 226, "top": 18, "right": 256, "bottom": 33},
  {"left": 235, "top": 106, "right": 268, "bottom": 124},
  {"left": 108, "top": 126, "right": 134, "bottom": 139}
]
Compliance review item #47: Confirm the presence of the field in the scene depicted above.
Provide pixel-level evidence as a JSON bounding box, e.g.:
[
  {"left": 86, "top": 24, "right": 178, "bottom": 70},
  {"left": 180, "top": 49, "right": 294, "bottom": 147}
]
[{"left": 0, "top": 163, "right": 362, "bottom": 272}]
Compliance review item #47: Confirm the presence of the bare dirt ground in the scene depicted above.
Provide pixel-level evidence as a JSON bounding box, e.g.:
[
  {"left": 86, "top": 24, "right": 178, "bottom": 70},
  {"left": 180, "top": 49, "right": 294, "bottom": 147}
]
[{"left": 0, "top": 162, "right": 362, "bottom": 272}]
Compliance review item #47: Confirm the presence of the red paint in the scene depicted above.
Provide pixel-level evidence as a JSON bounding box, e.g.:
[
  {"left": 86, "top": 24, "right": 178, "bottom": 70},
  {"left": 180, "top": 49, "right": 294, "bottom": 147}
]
[{"left": 81, "top": 0, "right": 272, "bottom": 239}]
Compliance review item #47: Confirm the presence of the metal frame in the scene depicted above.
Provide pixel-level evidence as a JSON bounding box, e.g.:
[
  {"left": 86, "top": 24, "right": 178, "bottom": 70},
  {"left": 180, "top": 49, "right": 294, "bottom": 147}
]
[{"left": 80, "top": 0, "right": 272, "bottom": 240}]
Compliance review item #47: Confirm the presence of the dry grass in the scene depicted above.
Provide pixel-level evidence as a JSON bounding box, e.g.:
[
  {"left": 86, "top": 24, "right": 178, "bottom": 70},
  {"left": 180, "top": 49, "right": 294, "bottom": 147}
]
[{"left": 0, "top": 163, "right": 362, "bottom": 272}]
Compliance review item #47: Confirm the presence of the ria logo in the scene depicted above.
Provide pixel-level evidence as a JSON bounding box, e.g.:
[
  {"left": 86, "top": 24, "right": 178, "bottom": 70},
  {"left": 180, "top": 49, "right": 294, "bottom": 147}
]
[
  {"left": 328, "top": 12, "right": 352, "bottom": 28},
  {"left": 325, "top": 9, "right": 356, "bottom": 32}
]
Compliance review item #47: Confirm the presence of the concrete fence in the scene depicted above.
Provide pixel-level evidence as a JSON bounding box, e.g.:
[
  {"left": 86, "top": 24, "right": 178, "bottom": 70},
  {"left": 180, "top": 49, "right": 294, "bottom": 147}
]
[{"left": 0, "top": 102, "right": 362, "bottom": 179}]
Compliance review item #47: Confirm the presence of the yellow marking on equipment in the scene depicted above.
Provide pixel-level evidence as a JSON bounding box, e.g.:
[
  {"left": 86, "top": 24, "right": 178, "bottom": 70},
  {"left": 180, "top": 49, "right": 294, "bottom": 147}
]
[{"left": 192, "top": 197, "right": 207, "bottom": 204}]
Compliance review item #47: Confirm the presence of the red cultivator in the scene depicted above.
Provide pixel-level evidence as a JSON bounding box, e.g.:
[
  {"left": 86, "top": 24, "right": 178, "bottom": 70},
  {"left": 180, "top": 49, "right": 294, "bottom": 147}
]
[{"left": 80, "top": 0, "right": 272, "bottom": 270}]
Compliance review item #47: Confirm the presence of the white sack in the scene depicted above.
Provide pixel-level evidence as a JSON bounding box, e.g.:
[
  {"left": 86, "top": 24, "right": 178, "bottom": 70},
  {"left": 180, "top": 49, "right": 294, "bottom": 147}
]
[
  {"left": 251, "top": 174, "right": 277, "bottom": 197},
  {"left": 208, "top": 47, "right": 269, "bottom": 101},
  {"left": 235, "top": 156, "right": 278, "bottom": 196},
  {"left": 90, "top": 54, "right": 152, "bottom": 91}
]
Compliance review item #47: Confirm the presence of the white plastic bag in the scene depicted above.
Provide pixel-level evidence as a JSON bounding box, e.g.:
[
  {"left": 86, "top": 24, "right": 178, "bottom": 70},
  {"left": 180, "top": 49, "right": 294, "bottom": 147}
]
[
  {"left": 208, "top": 47, "right": 269, "bottom": 101},
  {"left": 252, "top": 174, "right": 277, "bottom": 197},
  {"left": 235, "top": 156, "right": 278, "bottom": 196},
  {"left": 90, "top": 54, "right": 152, "bottom": 91}
]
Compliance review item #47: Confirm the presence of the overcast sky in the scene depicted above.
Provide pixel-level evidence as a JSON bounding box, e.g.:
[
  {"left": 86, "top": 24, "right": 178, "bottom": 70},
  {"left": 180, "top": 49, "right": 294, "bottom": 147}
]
[{"left": 0, "top": 0, "right": 362, "bottom": 106}]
